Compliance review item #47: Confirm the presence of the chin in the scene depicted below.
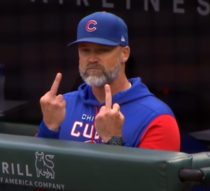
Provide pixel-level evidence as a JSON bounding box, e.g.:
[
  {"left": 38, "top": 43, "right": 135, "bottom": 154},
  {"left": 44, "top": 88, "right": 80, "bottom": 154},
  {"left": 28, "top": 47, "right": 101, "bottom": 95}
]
[{"left": 84, "top": 76, "right": 107, "bottom": 87}]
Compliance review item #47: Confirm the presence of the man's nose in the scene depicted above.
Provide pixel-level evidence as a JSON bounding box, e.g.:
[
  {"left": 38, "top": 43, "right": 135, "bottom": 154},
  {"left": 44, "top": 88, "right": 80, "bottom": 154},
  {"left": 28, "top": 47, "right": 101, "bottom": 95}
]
[{"left": 88, "top": 52, "right": 98, "bottom": 63}]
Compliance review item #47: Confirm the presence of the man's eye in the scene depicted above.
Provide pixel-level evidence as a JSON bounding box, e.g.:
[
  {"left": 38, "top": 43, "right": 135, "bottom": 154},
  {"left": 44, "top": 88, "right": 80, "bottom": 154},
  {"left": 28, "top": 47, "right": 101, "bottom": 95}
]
[
  {"left": 82, "top": 49, "right": 90, "bottom": 52},
  {"left": 99, "top": 48, "right": 109, "bottom": 52}
]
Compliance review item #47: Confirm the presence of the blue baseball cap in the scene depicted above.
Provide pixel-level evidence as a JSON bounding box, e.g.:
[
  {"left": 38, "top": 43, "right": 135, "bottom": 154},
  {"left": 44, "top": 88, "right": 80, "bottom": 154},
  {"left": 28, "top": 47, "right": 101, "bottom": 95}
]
[{"left": 67, "top": 12, "right": 128, "bottom": 47}]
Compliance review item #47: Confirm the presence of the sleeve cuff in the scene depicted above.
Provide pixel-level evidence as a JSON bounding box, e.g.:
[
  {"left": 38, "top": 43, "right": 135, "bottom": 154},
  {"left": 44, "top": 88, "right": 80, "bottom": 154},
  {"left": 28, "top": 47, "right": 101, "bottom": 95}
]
[{"left": 36, "top": 121, "right": 59, "bottom": 139}]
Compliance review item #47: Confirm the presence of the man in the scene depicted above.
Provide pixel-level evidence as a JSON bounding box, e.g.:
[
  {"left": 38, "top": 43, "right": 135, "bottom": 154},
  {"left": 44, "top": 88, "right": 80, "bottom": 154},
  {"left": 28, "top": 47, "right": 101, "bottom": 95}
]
[{"left": 36, "top": 12, "right": 180, "bottom": 151}]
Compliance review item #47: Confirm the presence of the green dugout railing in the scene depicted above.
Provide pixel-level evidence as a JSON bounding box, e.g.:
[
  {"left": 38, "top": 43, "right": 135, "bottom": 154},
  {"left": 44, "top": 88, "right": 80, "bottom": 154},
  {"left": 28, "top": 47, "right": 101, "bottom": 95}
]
[{"left": 0, "top": 122, "right": 209, "bottom": 191}]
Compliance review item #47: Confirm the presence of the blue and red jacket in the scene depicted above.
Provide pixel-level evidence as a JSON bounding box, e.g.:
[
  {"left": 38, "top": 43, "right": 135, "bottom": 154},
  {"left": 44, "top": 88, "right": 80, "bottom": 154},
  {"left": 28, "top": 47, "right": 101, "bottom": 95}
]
[{"left": 36, "top": 77, "right": 180, "bottom": 151}]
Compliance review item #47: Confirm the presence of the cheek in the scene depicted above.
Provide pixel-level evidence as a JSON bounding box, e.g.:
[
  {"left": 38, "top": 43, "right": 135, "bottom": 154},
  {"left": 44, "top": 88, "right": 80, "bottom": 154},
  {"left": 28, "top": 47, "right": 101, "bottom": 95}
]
[
  {"left": 79, "top": 58, "right": 89, "bottom": 72},
  {"left": 105, "top": 57, "right": 120, "bottom": 68},
  {"left": 79, "top": 57, "right": 86, "bottom": 67}
]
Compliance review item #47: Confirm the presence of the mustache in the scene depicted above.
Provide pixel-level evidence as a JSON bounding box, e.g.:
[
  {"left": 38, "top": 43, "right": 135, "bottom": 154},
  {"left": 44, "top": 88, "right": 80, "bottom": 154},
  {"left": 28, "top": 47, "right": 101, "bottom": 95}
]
[{"left": 85, "top": 63, "right": 105, "bottom": 71}]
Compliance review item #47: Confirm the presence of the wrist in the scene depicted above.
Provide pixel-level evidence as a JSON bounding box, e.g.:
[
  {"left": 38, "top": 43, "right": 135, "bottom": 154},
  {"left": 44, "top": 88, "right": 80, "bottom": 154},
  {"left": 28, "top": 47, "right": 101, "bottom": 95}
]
[
  {"left": 48, "top": 126, "right": 59, "bottom": 132},
  {"left": 43, "top": 120, "right": 60, "bottom": 132},
  {"left": 37, "top": 121, "right": 60, "bottom": 139}
]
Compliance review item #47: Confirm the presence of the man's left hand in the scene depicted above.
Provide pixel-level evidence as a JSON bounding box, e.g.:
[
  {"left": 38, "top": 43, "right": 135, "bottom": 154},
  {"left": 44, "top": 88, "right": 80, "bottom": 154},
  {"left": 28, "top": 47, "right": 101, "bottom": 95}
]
[{"left": 95, "top": 84, "right": 124, "bottom": 143}]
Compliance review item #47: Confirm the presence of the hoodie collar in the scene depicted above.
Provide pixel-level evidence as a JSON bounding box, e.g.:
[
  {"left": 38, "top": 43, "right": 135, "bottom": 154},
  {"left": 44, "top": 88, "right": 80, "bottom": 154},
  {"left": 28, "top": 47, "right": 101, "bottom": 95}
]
[{"left": 78, "top": 78, "right": 154, "bottom": 106}]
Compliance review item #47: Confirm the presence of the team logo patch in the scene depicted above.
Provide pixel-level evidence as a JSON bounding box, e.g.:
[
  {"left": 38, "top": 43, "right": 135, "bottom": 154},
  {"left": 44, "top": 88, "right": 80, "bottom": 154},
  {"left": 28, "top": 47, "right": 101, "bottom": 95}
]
[{"left": 86, "top": 20, "right": 97, "bottom": 32}]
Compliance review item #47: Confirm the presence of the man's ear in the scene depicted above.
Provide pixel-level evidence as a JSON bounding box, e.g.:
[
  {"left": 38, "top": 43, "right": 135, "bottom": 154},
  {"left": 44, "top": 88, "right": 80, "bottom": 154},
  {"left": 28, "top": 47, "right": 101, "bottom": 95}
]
[{"left": 120, "top": 46, "right": 130, "bottom": 63}]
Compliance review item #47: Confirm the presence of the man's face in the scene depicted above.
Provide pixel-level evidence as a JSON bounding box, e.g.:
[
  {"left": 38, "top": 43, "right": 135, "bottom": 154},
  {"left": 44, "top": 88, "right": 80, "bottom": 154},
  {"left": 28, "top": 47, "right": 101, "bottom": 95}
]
[{"left": 78, "top": 43, "right": 123, "bottom": 87}]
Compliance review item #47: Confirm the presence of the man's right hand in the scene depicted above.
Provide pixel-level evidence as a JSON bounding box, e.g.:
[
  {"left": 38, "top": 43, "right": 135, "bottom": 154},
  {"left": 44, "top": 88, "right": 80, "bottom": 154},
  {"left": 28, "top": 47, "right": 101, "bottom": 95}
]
[{"left": 40, "top": 73, "right": 66, "bottom": 131}]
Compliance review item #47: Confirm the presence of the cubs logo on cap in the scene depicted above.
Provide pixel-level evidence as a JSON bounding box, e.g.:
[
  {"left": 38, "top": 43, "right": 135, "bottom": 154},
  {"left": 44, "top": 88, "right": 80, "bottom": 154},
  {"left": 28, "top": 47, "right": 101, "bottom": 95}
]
[{"left": 86, "top": 20, "right": 97, "bottom": 32}]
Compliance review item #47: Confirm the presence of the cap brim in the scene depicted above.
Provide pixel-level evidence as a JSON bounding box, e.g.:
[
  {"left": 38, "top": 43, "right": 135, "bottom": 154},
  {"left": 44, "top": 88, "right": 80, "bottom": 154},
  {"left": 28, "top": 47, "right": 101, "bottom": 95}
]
[{"left": 67, "top": 37, "right": 119, "bottom": 47}]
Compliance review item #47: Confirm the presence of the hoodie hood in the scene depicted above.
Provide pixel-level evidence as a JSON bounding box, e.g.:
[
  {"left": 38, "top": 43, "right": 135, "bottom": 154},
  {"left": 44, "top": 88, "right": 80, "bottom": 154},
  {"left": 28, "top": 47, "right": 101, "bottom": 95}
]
[{"left": 78, "top": 77, "right": 154, "bottom": 106}]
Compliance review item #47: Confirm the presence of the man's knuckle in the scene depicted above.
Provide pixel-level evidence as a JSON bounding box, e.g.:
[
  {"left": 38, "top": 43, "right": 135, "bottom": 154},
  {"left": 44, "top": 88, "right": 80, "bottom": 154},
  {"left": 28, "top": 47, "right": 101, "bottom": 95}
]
[
  {"left": 95, "top": 115, "right": 100, "bottom": 121},
  {"left": 59, "top": 102, "right": 65, "bottom": 107},
  {"left": 62, "top": 100, "right": 66, "bottom": 106},
  {"left": 105, "top": 110, "right": 111, "bottom": 116},
  {"left": 51, "top": 100, "right": 58, "bottom": 106},
  {"left": 100, "top": 106, "right": 106, "bottom": 110},
  {"left": 40, "top": 97, "right": 50, "bottom": 105},
  {"left": 57, "top": 94, "right": 63, "bottom": 99},
  {"left": 40, "top": 97, "right": 44, "bottom": 103}
]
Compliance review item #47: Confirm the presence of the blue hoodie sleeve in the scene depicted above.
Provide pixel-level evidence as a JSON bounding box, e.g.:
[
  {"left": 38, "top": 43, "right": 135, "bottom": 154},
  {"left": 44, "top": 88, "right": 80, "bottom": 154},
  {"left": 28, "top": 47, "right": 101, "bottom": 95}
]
[{"left": 36, "top": 121, "right": 59, "bottom": 139}]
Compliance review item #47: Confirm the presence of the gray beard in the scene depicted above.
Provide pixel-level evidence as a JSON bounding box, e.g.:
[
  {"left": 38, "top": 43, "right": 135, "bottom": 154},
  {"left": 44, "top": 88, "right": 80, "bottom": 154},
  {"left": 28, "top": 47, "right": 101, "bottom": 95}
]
[{"left": 79, "top": 61, "right": 122, "bottom": 87}]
